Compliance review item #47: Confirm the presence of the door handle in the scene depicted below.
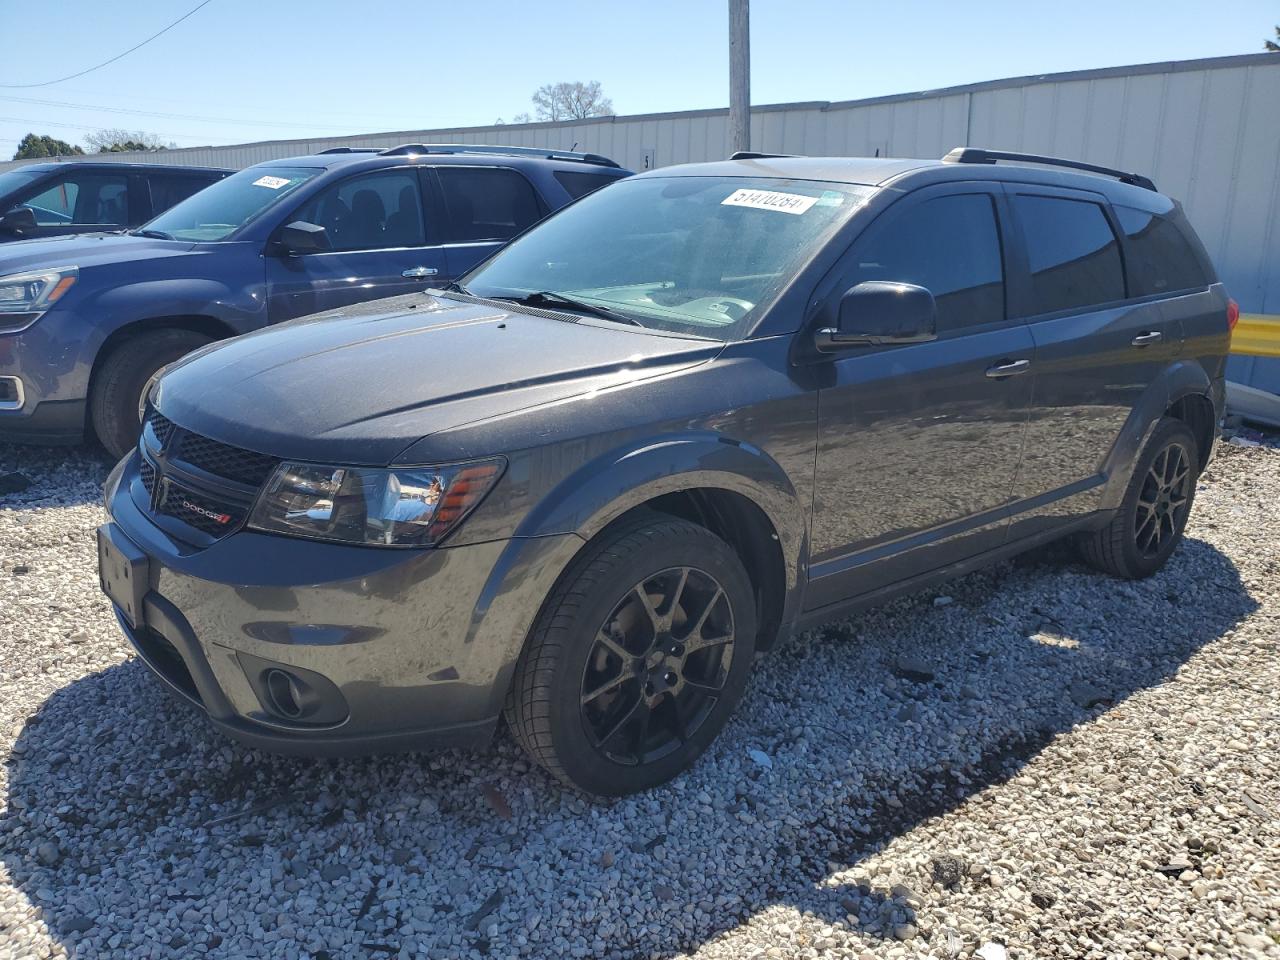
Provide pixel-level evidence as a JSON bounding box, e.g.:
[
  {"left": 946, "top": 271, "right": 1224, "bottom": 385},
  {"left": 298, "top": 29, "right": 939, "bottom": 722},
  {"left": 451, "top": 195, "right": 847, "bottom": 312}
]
[
  {"left": 984, "top": 358, "right": 1031, "bottom": 379},
  {"left": 402, "top": 266, "right": 438, "bottom": 279},
  {"left": 1131, "top": 330, "right": 1163, "bottom": 347}
]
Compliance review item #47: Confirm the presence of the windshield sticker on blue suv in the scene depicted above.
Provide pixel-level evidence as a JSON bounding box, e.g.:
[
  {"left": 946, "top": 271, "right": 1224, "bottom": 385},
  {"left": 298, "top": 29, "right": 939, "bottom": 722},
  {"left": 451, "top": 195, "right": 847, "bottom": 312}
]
[
  {"left": 252, "top": 175, "right": 292, "bottom": 190},
  {"left": 721, "top": 188, "right": 818, "bottom": 215},
  {"left": 816, "top": 190, "right": 846, "bottom": 207}
]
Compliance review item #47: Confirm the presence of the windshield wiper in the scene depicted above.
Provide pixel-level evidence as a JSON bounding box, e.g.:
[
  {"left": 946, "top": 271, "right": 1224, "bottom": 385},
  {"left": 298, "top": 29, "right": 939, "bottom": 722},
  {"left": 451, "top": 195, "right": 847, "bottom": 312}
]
[
  {"left": 504, "top": 290, "right": 644, "bottom": 327},
  {"left": 439, "top": 280, "right": 471, "bottom": 295},
  {"left": 132, "top": 228, "right": 175, "bottom": 240}
]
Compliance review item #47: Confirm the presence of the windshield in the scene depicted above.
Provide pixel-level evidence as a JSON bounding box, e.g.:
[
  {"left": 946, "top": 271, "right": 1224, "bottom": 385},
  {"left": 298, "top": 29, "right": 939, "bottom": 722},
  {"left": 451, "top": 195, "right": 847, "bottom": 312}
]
[
  {"left": 0, "top": 167, "right": 47, "bottom": 201},
  {"left": 141, "top": 165, "right": 320, "bottom": 241},
  {"left": 463, "top": 176, "right": 871, "bottom": 340}
]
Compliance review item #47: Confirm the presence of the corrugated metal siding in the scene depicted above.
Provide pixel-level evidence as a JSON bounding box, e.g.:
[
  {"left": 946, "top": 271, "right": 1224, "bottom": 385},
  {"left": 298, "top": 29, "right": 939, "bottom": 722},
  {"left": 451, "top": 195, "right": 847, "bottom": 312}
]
[{"left": 4, "top": 53, "right": 1278, "bottom": 387}]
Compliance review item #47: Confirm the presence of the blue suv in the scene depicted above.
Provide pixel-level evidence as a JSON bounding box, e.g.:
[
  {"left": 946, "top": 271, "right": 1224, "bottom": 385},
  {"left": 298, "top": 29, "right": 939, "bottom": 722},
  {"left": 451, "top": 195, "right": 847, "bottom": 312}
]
[{"left": 0, "top": 145, "right": 630, "bottom": 456}]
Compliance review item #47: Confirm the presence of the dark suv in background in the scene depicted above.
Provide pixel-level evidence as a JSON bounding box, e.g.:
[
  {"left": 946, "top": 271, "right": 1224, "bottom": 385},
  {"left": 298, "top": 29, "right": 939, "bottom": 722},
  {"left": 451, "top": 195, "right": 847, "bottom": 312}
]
[
  {"left": 0, "top": 161, "right": 228, "bottom": 241},
  {"left": 100, "top": 147, "right": 1231, "bottom": 796},
  {"left": 0, "top": 145, "right": 629, "bottom": 455}
]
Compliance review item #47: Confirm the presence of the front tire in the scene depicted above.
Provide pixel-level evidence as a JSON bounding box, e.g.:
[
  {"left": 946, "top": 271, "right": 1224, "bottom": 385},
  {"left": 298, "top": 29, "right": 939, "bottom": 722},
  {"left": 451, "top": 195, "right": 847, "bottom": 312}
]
[
  {"left": 1079, "top": 417, "right": 1200, "bottom": 579},
  {"left": 505, "top": 512, "right": 757, "bottom": 796},
  {"left": 90, "top": 329, "right": 212, "bottom": 459}
]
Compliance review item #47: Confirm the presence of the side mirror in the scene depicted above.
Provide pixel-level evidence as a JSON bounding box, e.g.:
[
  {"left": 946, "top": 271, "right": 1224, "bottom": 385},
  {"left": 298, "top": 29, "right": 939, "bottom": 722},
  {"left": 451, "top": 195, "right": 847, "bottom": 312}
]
[
  {"left": 815, "top": 281, "right": 938, "bottom": 352},
  {"left": 277, "top": 220, "right": 330, "bottom": 255},
  {"left": 0, "top": 206, "right": 37, "bottom": 237}
]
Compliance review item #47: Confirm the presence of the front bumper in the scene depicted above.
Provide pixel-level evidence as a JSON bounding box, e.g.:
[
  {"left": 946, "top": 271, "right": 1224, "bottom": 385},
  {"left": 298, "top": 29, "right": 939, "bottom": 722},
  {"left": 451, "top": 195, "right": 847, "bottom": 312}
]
[
  {"left": 102, "top": 454, "right": 582, "bottom": 756},
  {"left": 0, "top": 395, "right": 85, "bottom": 445}
]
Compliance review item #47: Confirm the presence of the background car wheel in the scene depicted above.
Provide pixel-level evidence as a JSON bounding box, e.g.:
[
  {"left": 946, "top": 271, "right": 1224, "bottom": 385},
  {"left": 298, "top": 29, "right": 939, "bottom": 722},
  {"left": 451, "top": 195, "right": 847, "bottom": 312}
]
[
  {"left": 90, "top": 329, "right": 212, "bottom": 459},
  {"left": 1079, "top": 416, "right": 1200, "bottom": 579},
  {"left": 505, "top": 511, "right": 758, "bottom": 797}
]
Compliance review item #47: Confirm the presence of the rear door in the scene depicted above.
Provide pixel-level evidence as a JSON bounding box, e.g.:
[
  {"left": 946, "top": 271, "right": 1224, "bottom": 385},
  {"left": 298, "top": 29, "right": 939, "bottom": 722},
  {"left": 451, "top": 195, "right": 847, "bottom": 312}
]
[
  {"left": 432, "top": 165, "right": 547, "bottom": 277},
  {"left": 806, "top": 183, "right": 1035, "bottom": 610},
  {"left": 1003, "top": 186, "right": 1181, "bottom": 538},
  {"left": 11, "top": 168, "right": 131, "bottom": 237},
  {"left": 265, "top": 166, "right": 447, "bottom": 322}
]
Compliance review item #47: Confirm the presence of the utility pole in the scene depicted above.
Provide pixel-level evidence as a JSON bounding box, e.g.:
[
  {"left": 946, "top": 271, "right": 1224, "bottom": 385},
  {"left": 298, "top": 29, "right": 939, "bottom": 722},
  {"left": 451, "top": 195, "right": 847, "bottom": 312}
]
[{"left": 729, "top": 0, "right": 750, "bottom": 154}]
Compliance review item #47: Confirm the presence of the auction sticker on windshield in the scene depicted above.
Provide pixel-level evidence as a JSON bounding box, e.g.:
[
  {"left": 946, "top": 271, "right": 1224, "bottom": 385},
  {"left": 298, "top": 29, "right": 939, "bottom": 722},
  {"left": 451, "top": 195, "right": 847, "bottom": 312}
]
[
  {"left": 252, "top": 175, "right": 292, "bottom": 190},
  {"left": 721, "top": 188, "right": 818, "bottom": 215}
]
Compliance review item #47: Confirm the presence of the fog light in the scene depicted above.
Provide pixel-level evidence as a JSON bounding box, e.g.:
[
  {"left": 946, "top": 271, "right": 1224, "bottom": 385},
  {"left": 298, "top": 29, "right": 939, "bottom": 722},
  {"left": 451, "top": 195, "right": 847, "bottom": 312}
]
[{"left": 265, "top": 668, "right": 307, "bottom": 719}]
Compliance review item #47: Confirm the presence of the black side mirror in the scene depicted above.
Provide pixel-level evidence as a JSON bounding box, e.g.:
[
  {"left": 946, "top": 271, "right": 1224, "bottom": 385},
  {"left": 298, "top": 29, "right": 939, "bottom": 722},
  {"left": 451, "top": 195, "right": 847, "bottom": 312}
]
[
  {"left": 0, "top": 206, "right": 37, "bottom": 237},
  {"left": 815, "top": 281, "right": 938, "bottom": 352},
  {"left": 277, "top": 220, "right": 330, "bottom": 255}
]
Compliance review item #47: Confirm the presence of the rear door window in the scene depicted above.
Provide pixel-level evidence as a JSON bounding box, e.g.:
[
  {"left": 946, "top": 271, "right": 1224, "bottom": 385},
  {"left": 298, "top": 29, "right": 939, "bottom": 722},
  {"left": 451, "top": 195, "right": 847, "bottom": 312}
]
[
  {"left": 1114, "top": 206, "right": 1210, "bottom": 296},
  {"left": 1013, "top": 195, "right": 1125, "bottom": 315},
  {"left": 436, "top": 167, "right": 542, "bottom": 242},
  {"left": 847, "top": 193, "right": 1005, "bottom": 332},
  {"left": 148, "top": 174, "right": 217, "bottom": 214},
  {"left": 293, "top": 169, "right": 427, "bottom": 251},
  {"left": 21, "top": 171, "right": 129, "bottom": 226}
]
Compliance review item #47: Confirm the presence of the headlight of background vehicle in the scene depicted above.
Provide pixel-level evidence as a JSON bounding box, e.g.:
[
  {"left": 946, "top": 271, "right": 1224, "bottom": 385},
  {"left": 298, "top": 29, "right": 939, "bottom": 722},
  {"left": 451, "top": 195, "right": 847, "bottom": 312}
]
[
  {"left": 0, "top": 266, "right": 77, "bottom": 332},
  {"left": 248, "top": 458, "right": 505, "bottom": 547}
]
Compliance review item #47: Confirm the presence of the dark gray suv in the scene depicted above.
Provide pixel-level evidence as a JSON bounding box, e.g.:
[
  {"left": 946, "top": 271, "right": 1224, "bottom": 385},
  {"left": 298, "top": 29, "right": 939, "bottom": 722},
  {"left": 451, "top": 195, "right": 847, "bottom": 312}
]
[{"left": 98, "top": 148, "right": 1233, "bottom": 796}]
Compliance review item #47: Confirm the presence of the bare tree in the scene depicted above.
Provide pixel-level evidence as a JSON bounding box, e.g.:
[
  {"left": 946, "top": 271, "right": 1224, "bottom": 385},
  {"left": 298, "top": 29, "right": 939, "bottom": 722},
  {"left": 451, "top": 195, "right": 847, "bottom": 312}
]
[
  {"left": 531, "top": 81, "right": 614, "bottom": 122},
  {"left": 85, "top": 128, "right": 169, "bottom": 153}
]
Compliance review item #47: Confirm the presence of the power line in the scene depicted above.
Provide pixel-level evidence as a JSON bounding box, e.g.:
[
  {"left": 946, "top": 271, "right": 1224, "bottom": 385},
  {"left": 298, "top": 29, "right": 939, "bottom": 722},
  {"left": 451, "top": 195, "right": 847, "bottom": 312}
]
[{"left": 0, "top": 1, "right": 216, "bottom": 89}]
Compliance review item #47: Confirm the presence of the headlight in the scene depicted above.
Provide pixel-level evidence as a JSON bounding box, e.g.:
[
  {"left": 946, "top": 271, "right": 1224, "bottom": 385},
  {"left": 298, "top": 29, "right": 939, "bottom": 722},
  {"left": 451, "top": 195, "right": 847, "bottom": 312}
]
[
  {"left": 0, "top": 266, "right": 78, "bottom": 332},
  {"left": 248, "top": 458, "right": 504, "bottom": 547}
]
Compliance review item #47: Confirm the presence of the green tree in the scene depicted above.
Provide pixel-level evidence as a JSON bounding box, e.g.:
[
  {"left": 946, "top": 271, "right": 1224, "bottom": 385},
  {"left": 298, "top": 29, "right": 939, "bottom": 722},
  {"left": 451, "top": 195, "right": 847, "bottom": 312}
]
[
  {"left": 12, "top": 133, "right": 84, "bottom": 161},
  {"left": 1267, "top": 23, "right": 1279, "bottom": 51}
]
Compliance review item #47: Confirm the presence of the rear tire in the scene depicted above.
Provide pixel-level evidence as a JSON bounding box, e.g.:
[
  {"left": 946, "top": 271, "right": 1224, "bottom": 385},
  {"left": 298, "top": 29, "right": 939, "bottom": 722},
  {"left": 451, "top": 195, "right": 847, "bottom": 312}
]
[
  {"left": 505, "top": 511, "right": 757, "bottom": 797},
  {"left": 1079, "top": 417, "right": 1200, "bottom": 579},
  {"left": 90, "top": 329, "right": 212, "bottom": 459}
]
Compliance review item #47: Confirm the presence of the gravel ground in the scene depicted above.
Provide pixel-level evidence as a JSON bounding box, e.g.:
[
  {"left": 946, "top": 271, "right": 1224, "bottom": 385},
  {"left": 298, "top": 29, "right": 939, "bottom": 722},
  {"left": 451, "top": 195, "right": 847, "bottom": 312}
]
[{"left": 1, "top": 438, "right": 1278, "bottom": 960}]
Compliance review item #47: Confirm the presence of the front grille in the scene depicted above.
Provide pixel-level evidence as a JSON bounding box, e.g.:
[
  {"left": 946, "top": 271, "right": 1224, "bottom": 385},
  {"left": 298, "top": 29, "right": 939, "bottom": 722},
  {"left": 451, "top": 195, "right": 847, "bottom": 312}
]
[
  {"left": 156, "top": 483, "right": 244, "bottom": 536},
  {"left": 174, "top": 432, "right": 278, "bottom": 487},
  {"left": 138, "top": 410, "right": 278, "bottom": 543}
]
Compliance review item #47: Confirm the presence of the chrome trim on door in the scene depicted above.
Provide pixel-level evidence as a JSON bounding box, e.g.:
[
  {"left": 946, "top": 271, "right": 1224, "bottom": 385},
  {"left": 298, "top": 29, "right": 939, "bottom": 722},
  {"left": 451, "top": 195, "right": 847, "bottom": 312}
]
[
  {"left": 1130, "top": 331, "right": 1163, "bottom": 347},
  {"left": 402, "top": 266, "right": 439, "bottom": 279},
  {"left": 984, "top": 359, "right": 1031, "bottom": 379}
]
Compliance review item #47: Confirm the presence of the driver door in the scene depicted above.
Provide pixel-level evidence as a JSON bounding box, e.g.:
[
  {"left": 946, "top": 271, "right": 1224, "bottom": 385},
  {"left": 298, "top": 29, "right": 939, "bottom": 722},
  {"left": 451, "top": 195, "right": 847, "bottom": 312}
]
[
  {"left": 805, "top": 184, "right": 1035, "bottom": 611},
  {"left": 265, "top": 167, "right": 447, "bottom": 323}
]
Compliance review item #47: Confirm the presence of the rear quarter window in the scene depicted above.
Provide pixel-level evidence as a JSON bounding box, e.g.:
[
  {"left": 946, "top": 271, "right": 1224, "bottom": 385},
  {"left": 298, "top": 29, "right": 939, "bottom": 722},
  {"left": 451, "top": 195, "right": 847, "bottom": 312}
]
[
  {"left": 1114, "top": 206, "right": 1210, "bottom": 296},
  {"left": 553, "top": 170, "right": 619, "bottom": 200},
  {"left": 1013, "top": 195, "right": 1125, "bottom": 316}
]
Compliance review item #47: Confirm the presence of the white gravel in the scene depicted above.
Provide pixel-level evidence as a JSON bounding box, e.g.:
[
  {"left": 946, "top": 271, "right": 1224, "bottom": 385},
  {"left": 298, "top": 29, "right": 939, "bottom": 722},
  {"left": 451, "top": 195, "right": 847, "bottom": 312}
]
[{"left": 1, "top": 438, "right": 1278, "bottom": 960}]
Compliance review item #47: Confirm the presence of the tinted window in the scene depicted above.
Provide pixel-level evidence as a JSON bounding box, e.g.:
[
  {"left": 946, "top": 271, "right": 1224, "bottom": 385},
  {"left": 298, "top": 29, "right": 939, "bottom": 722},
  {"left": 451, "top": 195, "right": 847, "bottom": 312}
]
[
  {"left": 554, "top": 170, "right": 617, "bottom": 200},
  {"left": 437, "top": 167, "right": 541, "bottom": 242},
  {"left": 1014, "top": 195, "right": 1124, "bottom": 315},
  {"left": 295, "top": 169, "right": 426, "bottom": 251},
  {"left": 149, "top": 174, "right": 217, "bottom": 214},
  {"left": 1115, "top": 206, "right": 1209, "bottom": 296},
  {"left": 21, "top": 171, "right": 128, "bottom": 226},
  {"left": 849, "top": 193, "right": 1004, "bottom": 332}
]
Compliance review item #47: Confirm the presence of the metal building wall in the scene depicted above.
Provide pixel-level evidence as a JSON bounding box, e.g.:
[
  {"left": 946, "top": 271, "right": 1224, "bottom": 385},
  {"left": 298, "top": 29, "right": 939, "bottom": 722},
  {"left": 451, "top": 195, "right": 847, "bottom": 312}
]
[{"left": 4, "top": 53, "right": 1278, "bottom": 386}]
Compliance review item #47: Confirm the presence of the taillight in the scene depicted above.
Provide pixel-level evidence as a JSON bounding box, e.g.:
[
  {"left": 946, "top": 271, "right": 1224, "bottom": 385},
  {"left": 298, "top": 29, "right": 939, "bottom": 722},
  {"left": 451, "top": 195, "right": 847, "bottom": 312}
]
[{"left": 1227, "top": 298, "right": 1240, "bottom": 333}]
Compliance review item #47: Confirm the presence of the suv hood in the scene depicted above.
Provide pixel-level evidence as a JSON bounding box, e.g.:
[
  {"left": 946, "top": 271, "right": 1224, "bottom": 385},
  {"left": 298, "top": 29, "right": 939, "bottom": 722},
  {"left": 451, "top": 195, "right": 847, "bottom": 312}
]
[
  {"left": 0, "top": 233, "right": 199, "bottom": 274},
  {"left": 156, "top": 293, "right": 721, "bottom": 465}
]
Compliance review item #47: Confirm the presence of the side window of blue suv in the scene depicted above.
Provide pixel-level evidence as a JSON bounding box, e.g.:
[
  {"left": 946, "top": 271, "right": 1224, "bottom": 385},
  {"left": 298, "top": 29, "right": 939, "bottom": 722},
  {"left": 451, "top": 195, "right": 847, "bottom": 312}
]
[{"left": 295, "top": 169, "right": 429, "bottom": 251}]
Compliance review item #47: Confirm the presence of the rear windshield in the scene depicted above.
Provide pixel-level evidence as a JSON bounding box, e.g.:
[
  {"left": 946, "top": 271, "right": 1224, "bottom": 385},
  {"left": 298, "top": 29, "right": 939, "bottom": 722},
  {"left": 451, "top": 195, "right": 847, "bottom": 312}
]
[{"left": 141, "top": 165, "right": 321, "bottom": 242}]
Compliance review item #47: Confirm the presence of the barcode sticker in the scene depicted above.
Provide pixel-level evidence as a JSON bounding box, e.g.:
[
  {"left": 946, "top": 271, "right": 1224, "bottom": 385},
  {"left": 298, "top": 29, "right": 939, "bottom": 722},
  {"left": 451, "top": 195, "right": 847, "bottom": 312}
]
[{"left": 252, "top": 175, "right": 291, "bottom": 190}]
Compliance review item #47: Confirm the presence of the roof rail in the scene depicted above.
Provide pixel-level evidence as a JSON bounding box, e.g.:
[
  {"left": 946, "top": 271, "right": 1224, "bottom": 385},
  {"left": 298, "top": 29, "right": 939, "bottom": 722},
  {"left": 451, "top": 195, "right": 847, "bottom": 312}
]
[
  {"left": 729, "top": 151, "right": 799, "bottom": 161},
  {"left": 378, "top": 143, "right": 621, "bottom": 168},
  {"left": 318, "top": 147, "right": 382, "bottom": 154},
  {"left": 942, "top": 147, "right": 1157, "bottom": 192}
]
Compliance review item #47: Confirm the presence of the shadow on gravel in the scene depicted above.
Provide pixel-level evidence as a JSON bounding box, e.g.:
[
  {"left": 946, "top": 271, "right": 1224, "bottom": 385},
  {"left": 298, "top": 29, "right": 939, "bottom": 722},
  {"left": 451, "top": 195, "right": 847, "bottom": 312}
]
[
  {"left": 0, "top": 443, "right": 112, "bottom": 513},
  {"left": 0, "top": 535, "right": 1258, "bottom": 959}
]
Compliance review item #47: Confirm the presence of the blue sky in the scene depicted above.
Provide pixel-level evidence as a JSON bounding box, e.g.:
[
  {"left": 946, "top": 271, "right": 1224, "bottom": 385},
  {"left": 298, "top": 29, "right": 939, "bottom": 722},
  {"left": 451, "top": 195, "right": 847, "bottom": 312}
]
[{"left": 1, "top": 0, "right": 1275, "bottom": 157}]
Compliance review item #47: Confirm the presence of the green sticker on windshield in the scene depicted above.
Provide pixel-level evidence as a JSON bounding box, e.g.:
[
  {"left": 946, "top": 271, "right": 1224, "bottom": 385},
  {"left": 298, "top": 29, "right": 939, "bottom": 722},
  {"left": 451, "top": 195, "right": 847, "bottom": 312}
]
[{"left": 816, "top": 191, "right": 845, "bottom": 207}]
